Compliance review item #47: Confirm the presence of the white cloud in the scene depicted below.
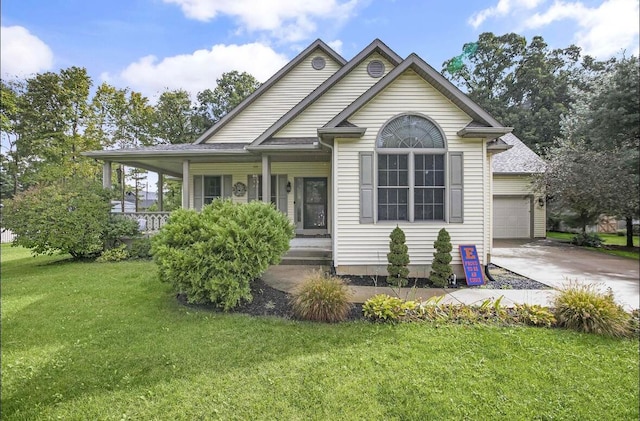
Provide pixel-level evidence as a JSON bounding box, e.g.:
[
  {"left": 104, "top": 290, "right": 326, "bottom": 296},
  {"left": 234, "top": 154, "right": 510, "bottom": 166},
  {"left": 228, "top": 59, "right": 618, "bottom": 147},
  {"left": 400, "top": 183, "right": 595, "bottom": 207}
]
[
  {"left": 524, "top": 0, "right": 640, "bottom": 58},
  {"left": 327, "top": 39, "right": 344, "bottom": 55},
  {"left": 0, "top": 26, "right": 54, "bottom": 78},
  {"left": 468, "top": 0, "right": 544, "bottom": 28},
  {"left": 103, "top": 42, "right": 289, "bottom": 99},
  {"left": 163, "top": 0, "right": 360, "bottom": 42}
]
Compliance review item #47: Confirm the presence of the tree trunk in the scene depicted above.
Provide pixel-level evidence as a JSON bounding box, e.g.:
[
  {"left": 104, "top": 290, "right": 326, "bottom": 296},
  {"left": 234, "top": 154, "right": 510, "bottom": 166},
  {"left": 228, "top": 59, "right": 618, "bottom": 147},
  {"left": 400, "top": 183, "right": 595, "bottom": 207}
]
[{"left": 626, "top": 216, "right": 634, "bottom": 248}]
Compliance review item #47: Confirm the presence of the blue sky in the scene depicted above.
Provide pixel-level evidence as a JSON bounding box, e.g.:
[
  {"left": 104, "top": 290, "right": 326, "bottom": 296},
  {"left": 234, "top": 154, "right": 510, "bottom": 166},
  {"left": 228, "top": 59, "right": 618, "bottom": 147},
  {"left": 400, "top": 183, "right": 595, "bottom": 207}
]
[{"left": 2, "top": 0, "right": 639, "bottom": 100}]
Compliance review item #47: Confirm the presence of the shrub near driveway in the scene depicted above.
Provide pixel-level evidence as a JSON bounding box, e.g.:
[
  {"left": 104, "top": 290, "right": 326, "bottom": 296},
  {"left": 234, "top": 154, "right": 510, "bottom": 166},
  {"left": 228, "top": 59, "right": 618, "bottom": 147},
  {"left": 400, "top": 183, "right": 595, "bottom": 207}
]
[{"left": 151, "top": 200, "right": 294, "bottom": 310}]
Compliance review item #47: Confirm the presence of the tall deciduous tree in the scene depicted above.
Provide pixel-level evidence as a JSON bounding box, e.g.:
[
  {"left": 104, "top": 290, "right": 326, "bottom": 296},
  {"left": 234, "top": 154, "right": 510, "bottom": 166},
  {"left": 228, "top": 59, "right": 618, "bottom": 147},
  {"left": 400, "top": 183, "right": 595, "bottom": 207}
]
[
  {"left": 443, "top": 32, "right": 594, "bottom": 152},
  {"left": 537, "top": 57, "right": 639, "bottom": 246},
  {"left": 193, "top": 70, "right": 260, "bottom": 132},
  {"left": 1, "top": 79, "right": 22, "bottom": 197},
  {"left": 14, "top": 67, "right": 100, "bottom": 184},
  {"left": 154, "top": 89, "right": 197, "bottom": 144}
]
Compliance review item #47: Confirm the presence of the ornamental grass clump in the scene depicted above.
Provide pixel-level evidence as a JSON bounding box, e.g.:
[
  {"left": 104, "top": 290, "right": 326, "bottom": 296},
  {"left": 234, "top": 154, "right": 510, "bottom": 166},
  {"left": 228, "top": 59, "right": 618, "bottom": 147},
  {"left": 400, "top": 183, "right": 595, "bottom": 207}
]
[
  {"left": 290, "top": 272, "right": 352, "bottom": 323},
  {"left": 553, "top": 282, "right": 631, "bottom": 337}
]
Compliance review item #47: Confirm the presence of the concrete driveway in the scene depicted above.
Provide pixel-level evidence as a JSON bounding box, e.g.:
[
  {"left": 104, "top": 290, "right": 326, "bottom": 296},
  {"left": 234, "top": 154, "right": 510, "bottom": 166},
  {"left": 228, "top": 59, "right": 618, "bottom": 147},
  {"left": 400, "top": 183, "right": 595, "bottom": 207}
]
[{"left": 492, "top": 239, "right": 640, "bottom": 310}]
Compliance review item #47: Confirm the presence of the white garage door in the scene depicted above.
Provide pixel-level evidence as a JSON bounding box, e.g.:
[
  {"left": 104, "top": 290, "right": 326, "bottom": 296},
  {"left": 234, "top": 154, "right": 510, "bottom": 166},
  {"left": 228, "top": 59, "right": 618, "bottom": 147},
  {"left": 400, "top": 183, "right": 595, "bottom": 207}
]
[{"left": 493, "top": 196, "right": 531, "bottom": 238}]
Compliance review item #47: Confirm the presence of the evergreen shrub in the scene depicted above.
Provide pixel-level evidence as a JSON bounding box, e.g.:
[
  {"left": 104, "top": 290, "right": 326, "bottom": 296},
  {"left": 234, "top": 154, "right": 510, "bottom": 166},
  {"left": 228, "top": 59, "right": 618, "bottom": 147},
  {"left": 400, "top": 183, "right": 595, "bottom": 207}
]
[
  {"left": 386, "top": 226, "right": 410, "bottom": 287},
  {"left": 151, "top": 200, "right": 294, "bottom": 310},
  {"left": 430, "top": 228, "right": 453, "bottom": 287}
]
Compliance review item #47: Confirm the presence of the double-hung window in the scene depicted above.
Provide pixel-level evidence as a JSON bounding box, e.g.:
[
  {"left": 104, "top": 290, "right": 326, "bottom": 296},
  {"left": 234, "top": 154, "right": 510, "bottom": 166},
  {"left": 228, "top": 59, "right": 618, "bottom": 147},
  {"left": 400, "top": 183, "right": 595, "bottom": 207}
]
[
  {"left": 377, "top": 114, "right": 446, "bottom": 222},
  {"left": 193, "top": 175, "right": 232, "bottom": 210}
]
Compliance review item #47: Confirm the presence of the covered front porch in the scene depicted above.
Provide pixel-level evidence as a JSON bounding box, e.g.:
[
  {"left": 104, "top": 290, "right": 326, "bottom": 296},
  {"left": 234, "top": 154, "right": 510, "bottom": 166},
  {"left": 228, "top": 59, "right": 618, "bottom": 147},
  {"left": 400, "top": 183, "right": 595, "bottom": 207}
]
[{"left": 86, "top": 142, "right": 336, "bottom": 258}]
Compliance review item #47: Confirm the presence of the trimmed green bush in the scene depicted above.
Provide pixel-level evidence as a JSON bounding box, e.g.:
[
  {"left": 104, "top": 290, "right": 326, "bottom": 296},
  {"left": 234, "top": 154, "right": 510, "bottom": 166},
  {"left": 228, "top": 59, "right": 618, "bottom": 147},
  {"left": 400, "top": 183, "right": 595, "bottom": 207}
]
[
  {"left": 2, "top": 178, "right": 112, "bottom": 258},
  {"left": 430, "top": 228, "right": 453, "bottom": 287},
  {"left": 130, "top": 237, "right": 152, "bottom": 259},
  {"left": 151, "top": 200, "right": 294, "bottom": 310},
  {"left": 103, "top": 216, "right": 140, "bottom": 249},
  {"left": 553, "top": 283, "right": 631, "bottom": 337},
  {"left": 387, "top": 226, "right": 410, "bottom": 287},
  {"left": 290, "top": 272, "right": 352, "bottom": 323}
]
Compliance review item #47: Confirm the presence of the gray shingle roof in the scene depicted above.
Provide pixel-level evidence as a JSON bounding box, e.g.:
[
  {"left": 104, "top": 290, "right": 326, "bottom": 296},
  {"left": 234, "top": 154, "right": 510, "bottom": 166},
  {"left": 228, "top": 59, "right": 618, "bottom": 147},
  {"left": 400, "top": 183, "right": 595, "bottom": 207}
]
[
  {"left": 109, "top": 143, "right": 248, "bottom": 151},
  {"left": 492, "top": 133, "right": 546, "bottom": 174}
]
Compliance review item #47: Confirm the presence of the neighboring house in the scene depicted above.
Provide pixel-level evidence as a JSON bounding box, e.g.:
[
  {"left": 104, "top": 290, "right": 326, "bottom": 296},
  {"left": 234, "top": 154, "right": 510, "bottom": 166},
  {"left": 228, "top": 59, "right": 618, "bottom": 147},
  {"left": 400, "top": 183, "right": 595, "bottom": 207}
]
[
  {"left": 491, "top": 133, "right": 546, "bottom": 239},
  {"left": 85, "top": 39, "right": 544, "bottom": 277}
]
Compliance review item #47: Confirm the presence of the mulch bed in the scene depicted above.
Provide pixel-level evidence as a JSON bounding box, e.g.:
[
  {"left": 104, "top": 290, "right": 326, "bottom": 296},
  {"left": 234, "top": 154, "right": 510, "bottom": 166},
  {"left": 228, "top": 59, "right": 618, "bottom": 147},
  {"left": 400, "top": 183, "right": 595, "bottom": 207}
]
[{"left": 177, "top": 278, "right": 364, "bottom": 321}]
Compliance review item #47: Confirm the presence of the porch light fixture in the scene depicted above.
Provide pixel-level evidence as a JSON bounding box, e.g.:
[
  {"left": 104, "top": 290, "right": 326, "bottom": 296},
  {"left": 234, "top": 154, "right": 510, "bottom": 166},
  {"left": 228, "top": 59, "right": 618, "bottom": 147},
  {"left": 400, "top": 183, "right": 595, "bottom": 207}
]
[
  {"left": 286, "top": 181, "right": 292, "bottom": 193},
  {"left": 537, "top": 197, "right": 545, "bottom": 207}
]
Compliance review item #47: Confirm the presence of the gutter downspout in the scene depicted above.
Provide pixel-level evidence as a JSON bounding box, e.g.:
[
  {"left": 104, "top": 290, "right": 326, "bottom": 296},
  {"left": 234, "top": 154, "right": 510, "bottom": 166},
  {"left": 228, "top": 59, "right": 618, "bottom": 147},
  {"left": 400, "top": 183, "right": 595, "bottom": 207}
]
[{"left": 317, "top": 136, "right": 337, "bottom": 271}]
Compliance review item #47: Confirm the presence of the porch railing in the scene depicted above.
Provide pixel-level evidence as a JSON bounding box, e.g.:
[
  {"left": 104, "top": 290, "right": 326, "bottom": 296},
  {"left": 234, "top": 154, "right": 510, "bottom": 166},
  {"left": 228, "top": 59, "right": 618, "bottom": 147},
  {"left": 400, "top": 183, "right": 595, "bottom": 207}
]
[{"left": 118, "top": 212, "right": 171, "bottom": 232}]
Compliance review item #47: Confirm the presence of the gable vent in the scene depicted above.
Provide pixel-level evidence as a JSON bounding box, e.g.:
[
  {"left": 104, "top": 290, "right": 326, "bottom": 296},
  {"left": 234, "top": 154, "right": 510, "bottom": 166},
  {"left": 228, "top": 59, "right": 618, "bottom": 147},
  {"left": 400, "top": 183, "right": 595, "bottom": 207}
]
[
  {"left": 311, "top": 56, "right": 326, "bottom": 70},
  {"left": 367, "top": 60, "right": 385, "bottom": 78}
]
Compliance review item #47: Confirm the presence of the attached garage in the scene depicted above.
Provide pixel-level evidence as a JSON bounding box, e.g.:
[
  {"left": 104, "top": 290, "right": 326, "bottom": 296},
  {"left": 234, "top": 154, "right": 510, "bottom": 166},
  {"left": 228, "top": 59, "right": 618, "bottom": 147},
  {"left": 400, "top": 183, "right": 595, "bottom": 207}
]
[
  {"left": 492, "top": 133, "right": 547, "bottom": 239},
  {"left": 493, "top": 196, "right": 532, "bottom": 238}
]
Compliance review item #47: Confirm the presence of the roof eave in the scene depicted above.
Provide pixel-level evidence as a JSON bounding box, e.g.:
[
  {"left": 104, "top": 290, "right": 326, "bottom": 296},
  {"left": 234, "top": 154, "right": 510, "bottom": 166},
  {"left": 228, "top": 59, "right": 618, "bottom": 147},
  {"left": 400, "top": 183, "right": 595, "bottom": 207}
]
[
  {"left": 493, "top": 170, "right": 545, "bottom": 175},
  {"left": 82, "top": 149, "right": 250, "bottom": 159},
  {"left": 317, "top": 127, "right": 366, "bottom": 139},
  {"left": 458, "top": 127, "right": 514, "bottom": 138},
  {"left": 244, "top": 144, "right": 321, "bottom": 151}
]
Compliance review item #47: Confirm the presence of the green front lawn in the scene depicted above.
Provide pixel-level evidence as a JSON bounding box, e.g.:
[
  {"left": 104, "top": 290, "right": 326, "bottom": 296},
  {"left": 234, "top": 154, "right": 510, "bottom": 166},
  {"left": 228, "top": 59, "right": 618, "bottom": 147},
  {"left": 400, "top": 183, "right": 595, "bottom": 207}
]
[
  {"left": 547, "top": 231, "right": 640, "bottom": 259},
  {"left": 2, "top": 246, "right": 639, "bottom": 420}
]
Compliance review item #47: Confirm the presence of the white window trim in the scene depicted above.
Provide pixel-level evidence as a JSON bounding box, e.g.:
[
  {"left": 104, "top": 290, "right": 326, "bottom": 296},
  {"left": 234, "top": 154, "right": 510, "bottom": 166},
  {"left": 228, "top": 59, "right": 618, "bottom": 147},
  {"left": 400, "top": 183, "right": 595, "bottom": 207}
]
[{"left": 375, "top": 150, "right": 447, "bottom": 223}]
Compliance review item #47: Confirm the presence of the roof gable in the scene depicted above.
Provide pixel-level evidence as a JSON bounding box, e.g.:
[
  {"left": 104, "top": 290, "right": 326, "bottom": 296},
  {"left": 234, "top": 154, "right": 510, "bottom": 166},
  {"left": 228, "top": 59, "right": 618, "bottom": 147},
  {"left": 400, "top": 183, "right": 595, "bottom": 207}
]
[
  {"left": 325, "top": 53, "right": 505, "bottom": 129},
  {"left": 194, "top": 39, "right": 345, "bottom": 144},
  {"left": 248, "top": 39, "right": 403, "bottom": 148}
]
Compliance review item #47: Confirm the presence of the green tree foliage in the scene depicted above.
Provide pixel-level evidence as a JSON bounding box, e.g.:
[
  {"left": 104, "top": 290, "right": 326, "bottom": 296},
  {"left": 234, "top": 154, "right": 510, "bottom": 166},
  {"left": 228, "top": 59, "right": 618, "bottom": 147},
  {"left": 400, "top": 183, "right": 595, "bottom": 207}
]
[
  {"left": 430, "top": 228, "right": 453, "bottom": 288},
  {"left": 0, "top": 80, "right": 21, "bottom": 197},
  {"left": 154, "top": 89, "right": 197, "bottom": 144},
  {"left": 386, "top": 226, "right": 410, "bottom": 287},
  {"left": 17, "top": 67, "right": 100, "bottom": 181},
  {"left": 538, "top": 57, "right": 639, "bottom": 245},
  {"left": 151, "top": 200, "right": 294, "bottom": 310},
  {"left": 2, "top": 178, "right": 112, "bottom": 258},
  {"left": 193, "top": 70, "right": 261, "bottom": 131},
  {"left": 442, "top": 32, "right": 599, "bottom": 152}
]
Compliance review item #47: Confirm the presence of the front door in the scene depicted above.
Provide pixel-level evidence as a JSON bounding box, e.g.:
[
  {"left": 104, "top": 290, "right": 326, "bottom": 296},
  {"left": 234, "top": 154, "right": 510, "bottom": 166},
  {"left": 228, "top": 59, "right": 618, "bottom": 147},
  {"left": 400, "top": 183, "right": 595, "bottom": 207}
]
[{"left": 303, "top": 178, "right": 327, "bottom": 230}]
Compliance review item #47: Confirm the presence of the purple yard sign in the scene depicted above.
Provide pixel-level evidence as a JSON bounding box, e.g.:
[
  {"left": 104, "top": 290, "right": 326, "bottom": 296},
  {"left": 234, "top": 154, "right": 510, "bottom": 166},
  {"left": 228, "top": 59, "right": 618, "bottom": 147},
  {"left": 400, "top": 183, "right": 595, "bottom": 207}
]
[{"left": 459, "top": 245, "right": 485, "bottom": 286}]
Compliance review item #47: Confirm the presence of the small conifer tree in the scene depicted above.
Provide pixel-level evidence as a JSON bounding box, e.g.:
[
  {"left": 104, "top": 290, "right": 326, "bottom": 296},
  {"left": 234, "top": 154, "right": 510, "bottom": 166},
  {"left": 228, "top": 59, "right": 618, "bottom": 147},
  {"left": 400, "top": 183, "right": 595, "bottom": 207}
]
[
  {"left": 430, "top": 228, "right": 453, "bottom": 287},
  {"left": 387, "top": 226, "right": 410, "bottom": 287}
]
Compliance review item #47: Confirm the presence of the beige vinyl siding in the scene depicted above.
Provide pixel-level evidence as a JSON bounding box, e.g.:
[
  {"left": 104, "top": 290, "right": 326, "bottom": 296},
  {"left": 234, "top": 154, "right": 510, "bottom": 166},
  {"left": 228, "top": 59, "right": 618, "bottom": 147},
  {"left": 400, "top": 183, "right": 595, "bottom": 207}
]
[
  {"left": 275, "top": 53, "right": 395, "bottom": 137},
  {"left": 493, "top": 174, "right": 546, "bottom": 237},
  {"left": 334, "top": 69, "right": 490, "bottom": 272},
  {"left": 188, "top": 161, "right": 329, "bottom": 224},
  {"left": 205, "top": 50, "right": 341, "bottom": 143}
]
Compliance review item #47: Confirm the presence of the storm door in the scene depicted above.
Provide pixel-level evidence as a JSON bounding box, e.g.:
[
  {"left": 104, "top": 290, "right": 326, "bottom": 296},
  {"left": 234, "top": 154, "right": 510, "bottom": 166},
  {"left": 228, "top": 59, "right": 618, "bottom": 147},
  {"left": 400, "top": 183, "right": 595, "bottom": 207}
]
[{"left": 303, "top": 178, "right": 327, "bottom": 229}]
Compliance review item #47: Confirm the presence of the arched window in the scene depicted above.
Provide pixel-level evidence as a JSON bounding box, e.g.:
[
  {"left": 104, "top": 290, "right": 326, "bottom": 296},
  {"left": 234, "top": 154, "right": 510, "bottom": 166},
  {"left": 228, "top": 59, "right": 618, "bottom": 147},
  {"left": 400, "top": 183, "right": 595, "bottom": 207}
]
[{"left": 376, "top": 114, "right": 447, "bottom": 222}]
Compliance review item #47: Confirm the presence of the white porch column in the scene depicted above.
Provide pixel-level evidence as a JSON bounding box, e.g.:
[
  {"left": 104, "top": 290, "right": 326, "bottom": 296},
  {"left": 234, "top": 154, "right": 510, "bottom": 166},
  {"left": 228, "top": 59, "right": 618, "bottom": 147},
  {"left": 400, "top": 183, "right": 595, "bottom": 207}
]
[
  {"left": 181, "top": 160, "right": 189, "bottom": 209},
  {"left": 261, "top": 154, "right": 271, "bottom": 203},
  {"left": 157, "top": 171, "right": 164, "bottom": 211},
  {"left": 102, "top": 161, "right": 112, "bottom": 189}
]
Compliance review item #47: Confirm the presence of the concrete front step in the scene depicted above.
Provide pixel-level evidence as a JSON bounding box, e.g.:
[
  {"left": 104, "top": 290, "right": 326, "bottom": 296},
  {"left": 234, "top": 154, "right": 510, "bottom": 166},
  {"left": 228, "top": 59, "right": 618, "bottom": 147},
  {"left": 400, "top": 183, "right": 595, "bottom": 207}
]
[
  {"left": 280, "top": 256, "right": 333, "bottom": 266},
  {"left": 283, "top": 247, "right": 332, "bottom": 265}
]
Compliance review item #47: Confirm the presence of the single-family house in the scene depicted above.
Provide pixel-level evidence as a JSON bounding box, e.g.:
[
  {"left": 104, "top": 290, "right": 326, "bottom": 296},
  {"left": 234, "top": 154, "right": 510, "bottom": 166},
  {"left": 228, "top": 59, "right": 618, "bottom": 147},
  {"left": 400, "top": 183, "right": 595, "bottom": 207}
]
[{"left": 85, "top": 39, "right": 545, "bottom": 278}]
